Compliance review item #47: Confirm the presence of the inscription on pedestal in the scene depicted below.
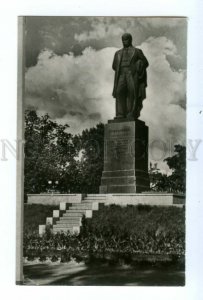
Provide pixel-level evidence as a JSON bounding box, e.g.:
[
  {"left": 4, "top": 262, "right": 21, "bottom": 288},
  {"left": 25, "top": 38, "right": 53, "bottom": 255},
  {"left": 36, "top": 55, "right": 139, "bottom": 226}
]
[
  {"left": 100, "top": 120, "right": 150, "bottom": 193},
  {"left": 105, "top": 139, "right": 131, "bottom": 160},
  {"left": 104, "top": 122, "right": 135, "bottom": 171}
]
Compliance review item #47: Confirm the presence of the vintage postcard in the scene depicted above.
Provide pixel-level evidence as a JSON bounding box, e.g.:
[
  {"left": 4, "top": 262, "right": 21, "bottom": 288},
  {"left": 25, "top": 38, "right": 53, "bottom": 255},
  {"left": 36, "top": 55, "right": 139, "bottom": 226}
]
[{"left": 16, "top": 16, "right": 187, "bottom": 286}]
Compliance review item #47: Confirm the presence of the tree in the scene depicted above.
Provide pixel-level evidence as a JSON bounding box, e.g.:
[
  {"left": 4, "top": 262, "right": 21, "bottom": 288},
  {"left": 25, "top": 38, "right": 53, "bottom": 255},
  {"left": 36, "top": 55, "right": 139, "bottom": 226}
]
[
  {"left": 164, "top": 145, "right": 186, "bottom": 193},
  {"left": 149, "top": 169, "right": 170, "bottom": 192},
  {"left": 24, "top": 110, "right": 104, "bottom": 197},
  {"left": 149, "top": 145, "right": 186, "bottom": 193},
  {"left": 24, "top": 110, "right": 77, "bottom": 196},
  {"left": 25, "top": 111, "right": 187, "bottom": 195},
  {"left": 72, "top": 123, "right": 104, "bottom": 193}
]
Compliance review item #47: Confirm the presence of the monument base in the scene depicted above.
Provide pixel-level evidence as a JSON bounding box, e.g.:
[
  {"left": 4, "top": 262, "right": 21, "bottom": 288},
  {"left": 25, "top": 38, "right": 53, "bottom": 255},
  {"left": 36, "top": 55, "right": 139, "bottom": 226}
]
[
  {"left": 99, "top": 119, "right": 150, "bottom": 193},
  {"left": 86, "top": 193, "right": 185, "bottom": 207}
]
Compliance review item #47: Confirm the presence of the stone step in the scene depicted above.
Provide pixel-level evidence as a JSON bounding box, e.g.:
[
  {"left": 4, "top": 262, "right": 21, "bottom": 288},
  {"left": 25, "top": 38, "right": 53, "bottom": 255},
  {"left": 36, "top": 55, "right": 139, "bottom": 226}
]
[
  {"left": 69, "top": 206, "right": 92, "bottom": 210},
  {"left": 56, "top": 219, "right": 81, "bottom": 225},
  {"left": 70, "top": 203, "right": 98, "bottom": 210},
  {"left": 39, "top": 225, "right": 46, "bottom": 236},
  {"left": 86, "top": 194, "right": 106, "bottom": 197},
  {"left": 84, "top": 197, "right": 106, "bottom": 200},
  {"left": 83, "top": 200, "right": 106, "bottom": 204},
  {"left": 64, "top": 209, "right": 93, "bottom": 218},
  {"left": 53, "top": 210, "right": 60, "bottom": 218},
  {"left": 63, "top": 211, "right": 84, "bottom": 217},
  {"left": 89, "top": 195, "right": 105, "bottom": 198},
  {"left": 83, "top": 199, "right": 105, "bottom": 203},
  {"left": 60, "top": 216, "right": 82, "bottom": 221},
  {"left": 71, "top": 202, "right": 94, "bottom": 207},
  {"left": 54, "top": 223, "right": 75, "bottom": 228},
  {"left": 56, "top": 222, "right": 81, "bottom": 227},
  {"left": 57, "top": 217, "right": 81, "bottom": 223},
  {"left": 46, "top": 217, "right": 54, "bottom": 225},
  {"left": 53, "top": 225, "right": 80, "bottom": 234},
  {"left": 59, "top": 202, "right": 73, "bottom": 211}
]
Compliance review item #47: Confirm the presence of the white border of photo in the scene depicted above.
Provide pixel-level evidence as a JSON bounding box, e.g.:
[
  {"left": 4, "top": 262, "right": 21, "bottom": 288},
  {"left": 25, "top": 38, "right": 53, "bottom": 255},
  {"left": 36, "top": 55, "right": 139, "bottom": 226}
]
[{"left": 0, "top": 0, "right": 202, "bottom": 300}]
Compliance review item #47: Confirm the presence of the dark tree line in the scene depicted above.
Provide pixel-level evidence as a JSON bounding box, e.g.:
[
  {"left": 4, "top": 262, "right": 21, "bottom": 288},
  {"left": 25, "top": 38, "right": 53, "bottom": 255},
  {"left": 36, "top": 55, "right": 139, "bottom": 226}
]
[{"left": 24, "top": 110, "right": 185, "bottom": 198}]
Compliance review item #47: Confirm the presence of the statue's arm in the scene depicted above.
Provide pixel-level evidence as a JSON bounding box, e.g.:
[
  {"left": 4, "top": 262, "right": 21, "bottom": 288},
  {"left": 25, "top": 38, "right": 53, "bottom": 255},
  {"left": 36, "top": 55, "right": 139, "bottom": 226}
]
[
  {"left": 138, "top": 49, "right": 149, "bottom": 68},
  {"left": 112, "top": 53, "right": 117, "bottom": 71}
]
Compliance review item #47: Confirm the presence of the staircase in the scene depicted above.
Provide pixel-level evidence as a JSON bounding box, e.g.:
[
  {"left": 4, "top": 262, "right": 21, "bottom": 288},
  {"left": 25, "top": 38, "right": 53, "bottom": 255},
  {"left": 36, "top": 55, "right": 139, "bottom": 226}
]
[{"left": 39, "top": 194, "right": 107, "bottom": 235}]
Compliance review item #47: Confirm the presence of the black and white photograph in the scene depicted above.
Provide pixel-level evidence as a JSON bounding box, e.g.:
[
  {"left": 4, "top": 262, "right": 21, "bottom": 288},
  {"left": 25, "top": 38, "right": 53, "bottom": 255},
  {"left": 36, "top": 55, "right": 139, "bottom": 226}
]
[
  {"left": 16, "top": 16, "right": 188, "bottom": 286},
  {"left": 1, "top": 0, "right": 203, "bottom": 297}
]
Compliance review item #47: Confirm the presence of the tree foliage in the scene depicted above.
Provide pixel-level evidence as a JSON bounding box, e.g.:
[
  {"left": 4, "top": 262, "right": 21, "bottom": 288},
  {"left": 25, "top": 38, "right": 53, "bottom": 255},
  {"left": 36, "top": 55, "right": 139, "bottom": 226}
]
[
  {"left": 164, "top": 145, "right": 186, "bottom": 193},
  {"left": 24, "top": 110, "right": 104, "bottom": 197},
  {"left": 149, "top": 145, "right": 186, "bottom": 193},
  {"left": 73, "top": 124, "right": 104, "bottom": 193},
  {"left": 24, "top": 110, "right": 75, "bottom": 195},
  {"left": 24, "top": 110, "right": 185, "bottom": 197}
]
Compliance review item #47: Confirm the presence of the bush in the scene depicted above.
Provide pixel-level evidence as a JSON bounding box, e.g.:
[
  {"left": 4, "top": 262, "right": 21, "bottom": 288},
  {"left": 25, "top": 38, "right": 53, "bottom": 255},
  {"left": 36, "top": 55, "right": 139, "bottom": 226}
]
[
  {"left": 51, "top": 255, "right": 59, "bottom": 262},
  {"left": 39, "top": 254, "right": 47, "bottom": 262},
  {"left": 23, "top": 205, "right": 185, "bottom": 263},
  {"left": 60, "top": 250, "right": 71, "bottom": 263}
]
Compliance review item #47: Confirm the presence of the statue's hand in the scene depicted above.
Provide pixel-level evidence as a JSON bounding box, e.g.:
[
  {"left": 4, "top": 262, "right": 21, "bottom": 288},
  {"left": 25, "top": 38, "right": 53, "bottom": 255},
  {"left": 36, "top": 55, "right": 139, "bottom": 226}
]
[
  {"left": 135, "top": 60, "right": 146, "bottom": 80},
  {"left": 136, "top": 60, "right": 144, "bottom": 73}
]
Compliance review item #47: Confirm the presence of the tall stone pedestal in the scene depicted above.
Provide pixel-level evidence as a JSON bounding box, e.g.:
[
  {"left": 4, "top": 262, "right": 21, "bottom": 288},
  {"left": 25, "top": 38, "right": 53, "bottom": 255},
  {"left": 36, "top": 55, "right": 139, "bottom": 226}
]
[{"left": 99, "top": 119, "right": 150, "bottom": 193}]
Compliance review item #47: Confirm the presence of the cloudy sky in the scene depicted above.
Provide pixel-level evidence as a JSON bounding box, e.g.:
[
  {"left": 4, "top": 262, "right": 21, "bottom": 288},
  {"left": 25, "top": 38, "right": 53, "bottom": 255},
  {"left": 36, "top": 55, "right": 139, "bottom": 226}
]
[{"left": 24, "top": 17, "right": 187, "bottom": 172}]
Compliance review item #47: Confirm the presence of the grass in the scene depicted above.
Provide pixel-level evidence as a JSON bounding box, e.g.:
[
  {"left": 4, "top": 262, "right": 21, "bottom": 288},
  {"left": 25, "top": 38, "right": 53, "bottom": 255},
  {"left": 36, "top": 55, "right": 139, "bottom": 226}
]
[
  {"left": 84, "top": 204, "right": 185, "bottom": 239},
  {"left": 24, "top": 203, "right": 58, "bottom": 235}
]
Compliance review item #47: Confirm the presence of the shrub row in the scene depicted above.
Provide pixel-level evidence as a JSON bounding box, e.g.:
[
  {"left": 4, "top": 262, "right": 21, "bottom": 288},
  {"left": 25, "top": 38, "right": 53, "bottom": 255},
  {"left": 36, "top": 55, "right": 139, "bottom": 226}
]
[{"left": 24, "top": 205, "right": 185, "bottom": 263}]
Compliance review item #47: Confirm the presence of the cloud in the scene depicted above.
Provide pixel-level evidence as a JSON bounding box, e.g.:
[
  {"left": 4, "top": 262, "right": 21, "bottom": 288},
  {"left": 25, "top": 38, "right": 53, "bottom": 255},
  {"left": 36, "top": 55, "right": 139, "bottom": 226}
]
[
  {"left": 138, "top": 17, "right": 186, "bottom": 29},
  {"left": 74, "top": 17, "right": 186, "bottom": 43},
  {"left": 73, "top": 17, "right": 187, "bottom": 70},
  {"left": 25, "top": 47, "right": 116, "bottom": 133},
  {"left": 75, "top": 21, "right": 125, "bottom": 42},
  {"left": 25, "top": 36, "right": 186, "bottom": 171},
  {"left": 140, "top": 36, "right": 186, "bottom": 142},
  {"left": 139, "top": 37, "right": 186, "bottom": 169},
  {"left": 25, "top": 17, "right": 187, "bottom": 72}
]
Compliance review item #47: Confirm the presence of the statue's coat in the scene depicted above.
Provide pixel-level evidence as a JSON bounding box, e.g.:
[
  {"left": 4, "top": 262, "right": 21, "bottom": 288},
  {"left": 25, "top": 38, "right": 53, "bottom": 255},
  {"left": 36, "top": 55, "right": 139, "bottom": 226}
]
[{"left": 112, "top": 46, "right": 149, "bottom": 107}]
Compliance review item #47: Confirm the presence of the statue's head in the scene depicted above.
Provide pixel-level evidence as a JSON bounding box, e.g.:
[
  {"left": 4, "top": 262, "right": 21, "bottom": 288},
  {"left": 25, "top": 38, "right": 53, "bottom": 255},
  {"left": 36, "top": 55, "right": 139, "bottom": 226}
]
[{"left": 122, "top": 33, "right": 132, "bottom": 48}]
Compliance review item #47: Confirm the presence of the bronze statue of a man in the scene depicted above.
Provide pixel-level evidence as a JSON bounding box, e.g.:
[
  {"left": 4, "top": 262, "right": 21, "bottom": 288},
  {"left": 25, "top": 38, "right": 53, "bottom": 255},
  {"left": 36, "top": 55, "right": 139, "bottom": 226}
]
[{"left": 112, "top": 33, "right": 149, "bottom": 120}]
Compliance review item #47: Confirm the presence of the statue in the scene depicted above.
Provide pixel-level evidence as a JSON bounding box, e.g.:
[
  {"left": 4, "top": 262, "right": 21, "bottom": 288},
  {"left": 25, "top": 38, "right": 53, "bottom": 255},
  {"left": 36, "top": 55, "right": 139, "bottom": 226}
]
[{"left": 112, "top": 33, "right": 149, "bottom": 120}]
